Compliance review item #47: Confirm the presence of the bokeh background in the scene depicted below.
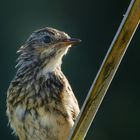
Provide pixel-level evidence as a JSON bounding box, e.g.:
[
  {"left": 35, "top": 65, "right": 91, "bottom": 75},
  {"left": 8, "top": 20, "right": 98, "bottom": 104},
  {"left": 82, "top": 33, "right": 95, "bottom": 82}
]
[{"left": 0, "top": 0, "right": 140, "bottom": 140}]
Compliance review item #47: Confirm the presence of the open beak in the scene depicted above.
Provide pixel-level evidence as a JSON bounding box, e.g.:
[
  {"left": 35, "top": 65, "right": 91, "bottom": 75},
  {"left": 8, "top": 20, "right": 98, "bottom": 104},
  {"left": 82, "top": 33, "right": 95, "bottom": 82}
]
[{"left": 61, "top": 38, "right": 81, "bottom": 45}]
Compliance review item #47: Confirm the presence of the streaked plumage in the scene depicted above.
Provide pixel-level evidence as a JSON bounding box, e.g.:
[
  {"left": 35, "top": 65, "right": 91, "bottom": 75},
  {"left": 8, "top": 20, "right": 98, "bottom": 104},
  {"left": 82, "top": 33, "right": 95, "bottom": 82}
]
[{"left": 7, "top": 27, "right": 80, "bottom": 140}]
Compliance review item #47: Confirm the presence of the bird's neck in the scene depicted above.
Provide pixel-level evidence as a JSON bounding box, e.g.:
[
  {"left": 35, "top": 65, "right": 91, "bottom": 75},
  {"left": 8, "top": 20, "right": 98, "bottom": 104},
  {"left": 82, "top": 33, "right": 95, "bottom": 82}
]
[
  {"left": 15, "top": 55, "right": 62, "bottom": 81},
  {"left": 41, "top": 56, "right": 62, "bottom": 75},
  {"left": 15, "top": 46, "right": 69, "bottom": 81}
]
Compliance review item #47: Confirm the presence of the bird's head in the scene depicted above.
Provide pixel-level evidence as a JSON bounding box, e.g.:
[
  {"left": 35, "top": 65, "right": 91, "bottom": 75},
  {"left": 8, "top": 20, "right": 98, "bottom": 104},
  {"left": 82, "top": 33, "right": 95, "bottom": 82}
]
[{"left": 17, "top": 27, "right": 81, "bottom": 73}]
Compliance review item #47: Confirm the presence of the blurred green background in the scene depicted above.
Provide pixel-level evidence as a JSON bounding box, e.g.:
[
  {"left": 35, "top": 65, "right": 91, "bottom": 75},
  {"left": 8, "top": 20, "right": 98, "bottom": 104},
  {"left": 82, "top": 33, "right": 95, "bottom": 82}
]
[{"left": 0, "top": 0, "right": 140, "bottom": 140}]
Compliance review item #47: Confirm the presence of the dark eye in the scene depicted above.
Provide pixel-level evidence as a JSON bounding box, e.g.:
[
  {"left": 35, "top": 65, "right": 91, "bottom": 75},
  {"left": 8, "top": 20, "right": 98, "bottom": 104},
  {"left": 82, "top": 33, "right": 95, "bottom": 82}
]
[{"left": 43, "top": 35, "right": 51, "bottom": 43}]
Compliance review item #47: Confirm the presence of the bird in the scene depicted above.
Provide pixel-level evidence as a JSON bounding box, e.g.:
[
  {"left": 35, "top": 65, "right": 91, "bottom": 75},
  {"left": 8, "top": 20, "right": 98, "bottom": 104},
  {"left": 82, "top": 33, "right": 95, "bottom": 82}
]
[{"left": 6, "top": 27, "right": 81, "bottom": 140}]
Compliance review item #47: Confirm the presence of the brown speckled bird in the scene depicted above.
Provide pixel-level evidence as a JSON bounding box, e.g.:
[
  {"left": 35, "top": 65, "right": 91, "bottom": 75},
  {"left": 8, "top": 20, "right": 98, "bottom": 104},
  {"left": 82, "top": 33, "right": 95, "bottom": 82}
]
[{"left": 6, "top": 27, "right": 80, "bottom": 140}]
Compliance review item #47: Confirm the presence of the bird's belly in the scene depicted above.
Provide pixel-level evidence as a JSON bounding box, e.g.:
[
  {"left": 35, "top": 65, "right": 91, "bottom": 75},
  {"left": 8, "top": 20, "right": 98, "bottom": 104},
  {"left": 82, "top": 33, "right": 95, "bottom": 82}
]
[{"left": 12, "top": 105, "right": 73, "bottom": 140}]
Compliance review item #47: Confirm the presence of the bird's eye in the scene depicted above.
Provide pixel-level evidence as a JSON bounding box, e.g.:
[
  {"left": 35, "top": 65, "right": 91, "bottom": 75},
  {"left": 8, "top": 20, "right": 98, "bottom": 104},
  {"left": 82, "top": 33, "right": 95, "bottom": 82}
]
[{"left": 42, "top": 35, "right": 51, "bottom": 44}]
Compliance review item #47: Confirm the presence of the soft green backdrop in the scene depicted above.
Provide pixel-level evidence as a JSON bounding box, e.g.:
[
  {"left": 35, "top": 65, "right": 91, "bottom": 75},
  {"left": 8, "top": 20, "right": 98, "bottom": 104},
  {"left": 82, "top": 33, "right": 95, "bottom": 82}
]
[{"left": 0, "top": 0, "right": 140, "bottom": 140}]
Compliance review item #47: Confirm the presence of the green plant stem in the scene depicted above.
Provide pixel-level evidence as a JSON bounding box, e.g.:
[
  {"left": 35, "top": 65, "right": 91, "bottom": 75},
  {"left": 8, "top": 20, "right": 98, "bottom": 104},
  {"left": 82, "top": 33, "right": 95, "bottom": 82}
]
[{"left": 68, "top": 0, "right": 140, "bottom": 140}]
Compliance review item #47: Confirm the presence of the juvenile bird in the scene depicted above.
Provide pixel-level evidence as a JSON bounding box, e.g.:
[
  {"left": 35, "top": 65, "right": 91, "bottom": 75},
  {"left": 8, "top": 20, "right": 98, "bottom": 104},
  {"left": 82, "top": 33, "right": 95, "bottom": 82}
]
[{"left": 6, "top": 27, "right": 80, "bottom": 140}]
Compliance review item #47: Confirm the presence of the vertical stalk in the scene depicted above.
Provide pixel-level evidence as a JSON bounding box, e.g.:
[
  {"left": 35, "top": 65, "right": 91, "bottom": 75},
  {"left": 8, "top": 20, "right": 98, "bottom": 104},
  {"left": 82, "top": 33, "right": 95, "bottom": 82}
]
[{"left": 68, "top": 0, "right": 140, "bottom": 140}]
